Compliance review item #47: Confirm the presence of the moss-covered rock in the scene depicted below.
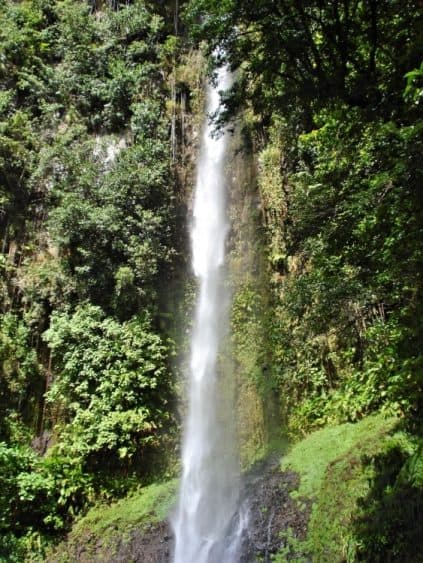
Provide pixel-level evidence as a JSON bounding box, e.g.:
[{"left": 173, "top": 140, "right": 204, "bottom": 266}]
[{"left": 47, "top": 480, "right": 176, "bottom": 562}]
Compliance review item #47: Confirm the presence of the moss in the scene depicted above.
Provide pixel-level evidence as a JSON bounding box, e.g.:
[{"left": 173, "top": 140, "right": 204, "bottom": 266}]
[
  {"left": 278, "top": 414, "right": 406, "bottom": 561},
  {"left": 74, "top": 480, "right": 176, "bottom": 535},
  {"left": 282, "top": 413, "right": 397, "bottom": 499},
  {"left": 227, "top": 132, "right": 273, "bottom": 469},
  {"left": 47, "top": 480, "right": 176, "bottom": 562}
]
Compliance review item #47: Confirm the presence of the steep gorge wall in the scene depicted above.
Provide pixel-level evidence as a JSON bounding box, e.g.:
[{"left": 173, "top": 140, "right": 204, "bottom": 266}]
[{"left": 226, "top": 132, "right": 282, "bottom": 467}]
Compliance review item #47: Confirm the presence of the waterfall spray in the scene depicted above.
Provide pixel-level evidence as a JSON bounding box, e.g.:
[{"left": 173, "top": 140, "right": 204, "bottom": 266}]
[{"left": 172, "top": 66, "right": 246, "bottom": 563}]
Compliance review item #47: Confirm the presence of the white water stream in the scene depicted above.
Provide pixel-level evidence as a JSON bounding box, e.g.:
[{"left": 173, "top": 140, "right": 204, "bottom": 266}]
[{"left": 172, "top": 67, "right": 247, "bottom": 562}]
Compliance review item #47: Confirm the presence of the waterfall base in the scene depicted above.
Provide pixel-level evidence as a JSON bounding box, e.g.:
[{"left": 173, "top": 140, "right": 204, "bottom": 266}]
[
  {"left": 109, "top": 465, "right": 311, "bottom": 562},
  {"left": 46, "top": 458, "right": 311, "bottom": 562}
]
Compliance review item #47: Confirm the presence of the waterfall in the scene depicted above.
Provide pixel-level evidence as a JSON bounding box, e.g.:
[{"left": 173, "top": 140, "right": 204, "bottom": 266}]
[{"left": 172, "top": 67, "right": 246, "bottom": 563}]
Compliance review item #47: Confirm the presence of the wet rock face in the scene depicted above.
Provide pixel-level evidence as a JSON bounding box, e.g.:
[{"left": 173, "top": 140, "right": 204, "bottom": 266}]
[
  {"left": 238, "top": 463, "right": 311, "bottom": 562},
  {"left": 107, "top": 521, "right": 173, "bottom": 563}
]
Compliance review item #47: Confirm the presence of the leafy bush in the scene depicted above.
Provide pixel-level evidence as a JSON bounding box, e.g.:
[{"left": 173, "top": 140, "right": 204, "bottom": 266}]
[
  {"left": 0, "top": 442, "right": 92, "bottom": 560},
  {"left": 258, "top": 108, "right": 423, "bottom": 436},
  {"left": 43, "top": 304, "right": 173, "bottom": 470},
  {"left": 0, "top": 313, "right": 43, "bottom": 441},
  {"left": 0, "top": 0, "right": 183, "bottom": 559}
]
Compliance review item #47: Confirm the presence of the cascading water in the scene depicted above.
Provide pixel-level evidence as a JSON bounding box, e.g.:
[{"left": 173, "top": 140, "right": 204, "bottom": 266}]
[{"left": 172, "top": 66, "right": 247, "bottom": 563}]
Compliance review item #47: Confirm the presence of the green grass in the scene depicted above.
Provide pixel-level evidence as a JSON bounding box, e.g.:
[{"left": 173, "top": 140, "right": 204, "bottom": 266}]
[
  {"left": 282, "top": 413, "right": 397, "bottom": 499},
  {"left": 46, "top": 480, "right": 177, "bottom": 562},
  {"left": 277, "top": 413, "right": 403, "bottom": 562},
  {"left": 49, "top": 414, "right": 420, "bottom": 563},
  {"left": 72, "top": 479, "right": 177, "bottom": 537}
]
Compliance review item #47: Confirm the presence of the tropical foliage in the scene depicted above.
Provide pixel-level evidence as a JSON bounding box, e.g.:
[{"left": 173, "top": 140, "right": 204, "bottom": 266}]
[
  {"left": 0, "top": 0, "right": 186, "bottom": 556},
  {"left": 188, "top": 1, "right": 422, "bottom": 558},
  {"left": 1, "top": 0, "right": 422, "bottom": 559}
]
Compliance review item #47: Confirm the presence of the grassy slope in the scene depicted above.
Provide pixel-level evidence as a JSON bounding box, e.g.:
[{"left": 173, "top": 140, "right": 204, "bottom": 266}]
[
  {"left": 278, "top": 414, "right": 404, "bottom": 562},
  {"left": 47, "top": 480, "right": 176, "bottom": 562},
  {"left": 47, "top": 413, "right": 422, "bottom": 563}
]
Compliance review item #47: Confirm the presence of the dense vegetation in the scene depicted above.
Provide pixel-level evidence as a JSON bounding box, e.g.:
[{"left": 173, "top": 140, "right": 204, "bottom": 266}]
[
  {"left": 189, "top": 0, "right": 422, "bottom": 426},
  {"left": 188, "top": 0, "right": 423, "bottom": 559},
  {"left": 0, "top": 0, "right": 422, "bottom": 560},
  {"left": 0, "top": 0, "right": 190, "bottom": 558}
]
